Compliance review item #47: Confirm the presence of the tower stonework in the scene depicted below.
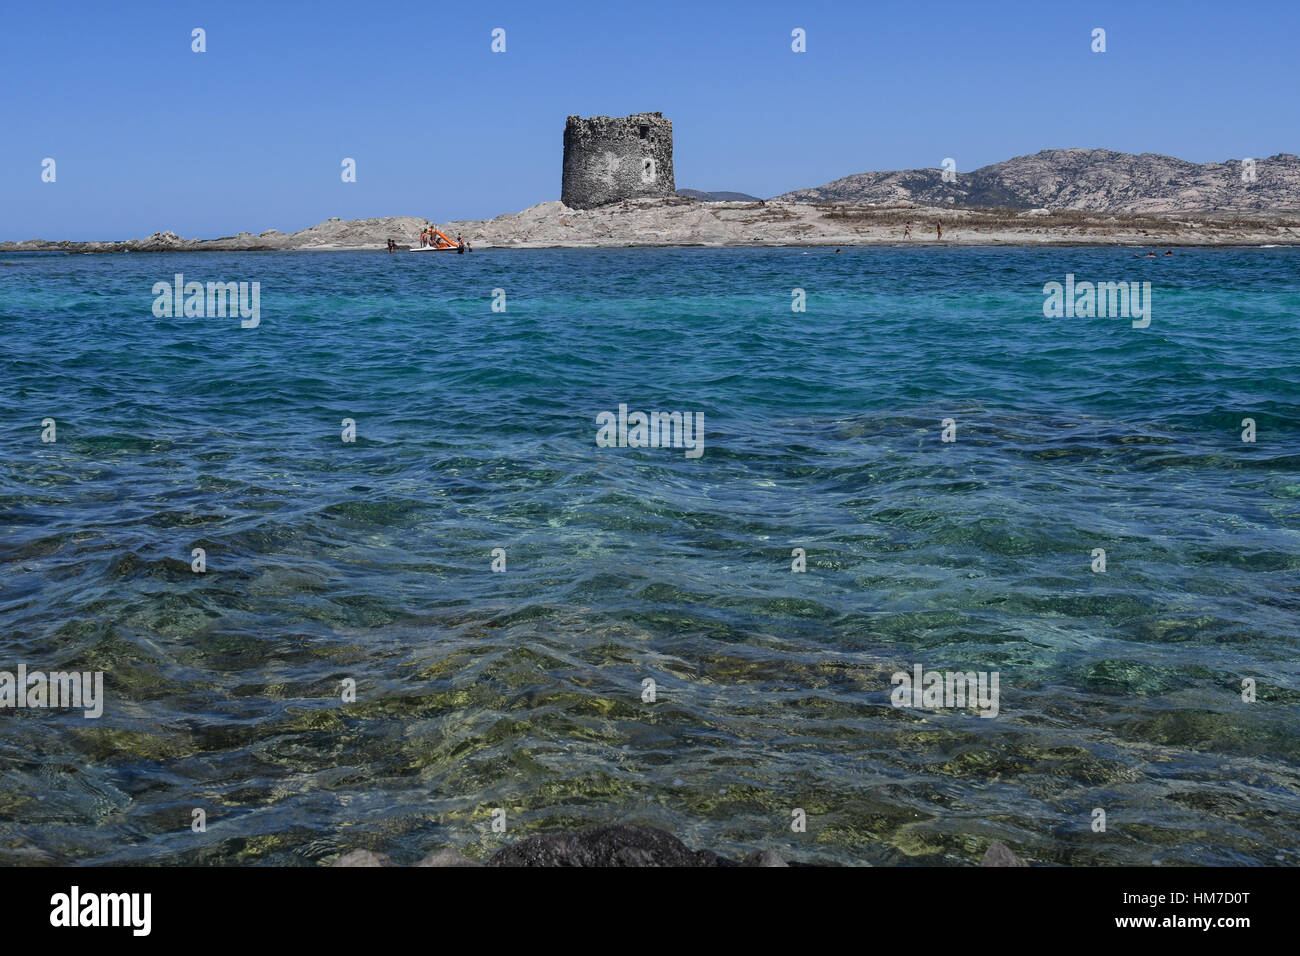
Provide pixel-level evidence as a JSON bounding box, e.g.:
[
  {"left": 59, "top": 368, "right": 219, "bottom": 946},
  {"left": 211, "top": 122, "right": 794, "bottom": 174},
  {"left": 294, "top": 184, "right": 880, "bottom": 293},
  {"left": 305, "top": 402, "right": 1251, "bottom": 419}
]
[{"left": 561, "top": 112, "right": 675, "bottom": 209}]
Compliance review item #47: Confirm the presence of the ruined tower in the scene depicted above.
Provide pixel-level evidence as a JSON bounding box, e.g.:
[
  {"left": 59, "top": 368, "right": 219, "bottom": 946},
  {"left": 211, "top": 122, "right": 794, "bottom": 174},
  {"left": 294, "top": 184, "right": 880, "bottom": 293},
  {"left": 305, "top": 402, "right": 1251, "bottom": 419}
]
[{"left": 561, "top": 112, "right": 675, "bottom": 209}]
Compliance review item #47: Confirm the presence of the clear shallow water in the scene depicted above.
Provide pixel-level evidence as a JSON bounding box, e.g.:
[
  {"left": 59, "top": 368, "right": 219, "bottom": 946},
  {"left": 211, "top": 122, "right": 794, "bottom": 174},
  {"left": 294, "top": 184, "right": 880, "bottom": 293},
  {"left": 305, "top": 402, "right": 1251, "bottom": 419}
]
[{"left": 0, "top": 246, "right": 1297, "bottom": 866}]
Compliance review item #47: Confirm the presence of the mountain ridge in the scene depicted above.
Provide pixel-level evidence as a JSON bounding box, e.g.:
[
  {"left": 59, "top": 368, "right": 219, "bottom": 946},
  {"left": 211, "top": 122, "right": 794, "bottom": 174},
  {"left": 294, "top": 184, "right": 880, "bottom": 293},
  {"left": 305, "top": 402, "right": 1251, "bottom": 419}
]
[
  {"left": 676, "top": 188, "right": 762, "bottom": 202},
  {"left": 774, "top": 148, "right": 1300, "bottom": 212}
]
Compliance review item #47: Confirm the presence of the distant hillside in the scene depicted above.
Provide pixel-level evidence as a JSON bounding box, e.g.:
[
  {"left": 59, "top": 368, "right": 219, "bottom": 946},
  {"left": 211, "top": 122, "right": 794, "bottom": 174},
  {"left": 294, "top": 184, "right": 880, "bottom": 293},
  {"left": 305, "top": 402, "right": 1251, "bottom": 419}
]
[
  {"left": 774, "top": 149, "right": 1300, "bottom": 212},
  {"left": 677, "top": 188, "right": 762, "bottom": 202}
]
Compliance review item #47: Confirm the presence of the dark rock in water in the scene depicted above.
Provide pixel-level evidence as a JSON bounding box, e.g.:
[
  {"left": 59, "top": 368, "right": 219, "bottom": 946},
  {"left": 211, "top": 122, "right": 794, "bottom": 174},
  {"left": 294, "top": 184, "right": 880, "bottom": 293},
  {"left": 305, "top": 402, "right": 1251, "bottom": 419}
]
[
  {"left": 415, "top": 849, "right": 482, "bottom": 867},
  {"left": 980, "top": 841, "right": 1028, "bottom": 867},
  {"left": 488, "top": 824, "right": 737, "bottom": 867},
  {"left": 742, "top": 849, "right": 790, "bottom": 867},
  {"left": 332, "top": 849, "right": 393, "bottom": 867}
]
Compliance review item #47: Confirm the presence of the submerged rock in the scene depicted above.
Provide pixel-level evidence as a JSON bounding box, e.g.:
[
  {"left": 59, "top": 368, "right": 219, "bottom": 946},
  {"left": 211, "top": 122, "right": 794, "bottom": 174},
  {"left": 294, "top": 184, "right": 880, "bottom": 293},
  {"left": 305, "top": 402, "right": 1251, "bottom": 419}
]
[
  {"left": 332, "top": 849, "right": 393, "bottom": 867},
  {"left": 415, "top": 849, "right": 482, "bottom": 868},
  {"left": 333, "top": 825, "right": 813, "bottom": 866},
  {"left": 742, "top": 849, "right": 790, "bottom": 867},
  {"left": 488, "top": 824, "right": 737, "bottom": 867},
  {"left": 329, "top": 829, "right": 1036, "bottom": 867},
  {"left": 980, "top": 841, "right": 1029, "bottom": 867}
]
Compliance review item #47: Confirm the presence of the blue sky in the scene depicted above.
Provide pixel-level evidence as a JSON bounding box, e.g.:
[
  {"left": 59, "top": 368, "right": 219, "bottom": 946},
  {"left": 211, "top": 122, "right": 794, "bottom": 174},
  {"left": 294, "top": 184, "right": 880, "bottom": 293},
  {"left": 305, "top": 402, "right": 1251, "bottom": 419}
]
[{"left": 2, "top": 0, "right": 1296, "bottom": 239}]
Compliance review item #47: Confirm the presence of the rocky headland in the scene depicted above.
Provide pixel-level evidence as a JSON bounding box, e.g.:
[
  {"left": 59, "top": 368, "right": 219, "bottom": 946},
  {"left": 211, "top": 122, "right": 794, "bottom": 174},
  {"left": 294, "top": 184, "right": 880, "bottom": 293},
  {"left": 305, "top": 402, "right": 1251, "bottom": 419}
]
[
  {"left": 4, "top": 149, "right": 1298, "bottom": 252},
  {"left": 3, "top": 199, "right": 1296, "bottom": 253}
]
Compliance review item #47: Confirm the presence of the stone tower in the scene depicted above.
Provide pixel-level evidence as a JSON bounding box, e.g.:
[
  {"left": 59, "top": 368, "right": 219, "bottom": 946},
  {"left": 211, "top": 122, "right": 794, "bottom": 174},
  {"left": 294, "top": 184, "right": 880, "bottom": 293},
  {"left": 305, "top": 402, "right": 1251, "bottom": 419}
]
[{"left": 561, "top": 112, "right": 675, "bottom": 209}]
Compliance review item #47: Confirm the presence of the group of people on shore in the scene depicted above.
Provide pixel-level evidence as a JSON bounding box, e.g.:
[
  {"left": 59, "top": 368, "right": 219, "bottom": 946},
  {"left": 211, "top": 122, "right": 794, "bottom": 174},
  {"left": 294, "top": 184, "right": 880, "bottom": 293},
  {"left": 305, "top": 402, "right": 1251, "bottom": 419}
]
[
  {"left": 384, "top": 221, "right": 1172, "bottom": 254},
  {"left": 899, "top": 217, "right": 1175, "bottom": 252},
  {"left": 902, "top": 221, "right": 943, "bottom": 239}
]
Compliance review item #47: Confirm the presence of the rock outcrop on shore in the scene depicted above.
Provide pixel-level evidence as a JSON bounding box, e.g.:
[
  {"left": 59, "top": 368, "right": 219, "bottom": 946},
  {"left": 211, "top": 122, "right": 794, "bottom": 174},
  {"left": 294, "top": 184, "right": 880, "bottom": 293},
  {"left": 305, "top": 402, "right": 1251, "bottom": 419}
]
[
  {"left": 330, "top": 823, "right": 1030, "bottom": 867},
  {"left": 3, "top": 198, "right": 1297, "bottom": 253},
  {"left": 776, "top": 148, "right": 1300, "bottom": 213},
  {"left": 0, "top": 217, "right": 433, "bottom": 255}
]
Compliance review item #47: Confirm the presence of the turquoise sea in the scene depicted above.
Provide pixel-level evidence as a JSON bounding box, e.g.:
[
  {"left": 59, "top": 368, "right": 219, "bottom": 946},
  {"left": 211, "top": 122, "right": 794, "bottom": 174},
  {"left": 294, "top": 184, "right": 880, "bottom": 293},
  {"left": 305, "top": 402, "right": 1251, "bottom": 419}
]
[{"left": 1, "top": 246, "right": 1297, "bottom": 865}]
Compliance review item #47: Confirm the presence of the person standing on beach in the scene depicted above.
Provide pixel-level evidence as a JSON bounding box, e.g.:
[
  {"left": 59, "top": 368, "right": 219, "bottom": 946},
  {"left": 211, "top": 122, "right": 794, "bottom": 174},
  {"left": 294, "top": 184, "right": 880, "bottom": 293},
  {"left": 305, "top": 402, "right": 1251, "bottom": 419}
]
[
  {"left": 936, "top": 220, "right": 943, "bottom": 240},
  {"left": 904, "top": 222, "right": 911, "bottom": 239}
]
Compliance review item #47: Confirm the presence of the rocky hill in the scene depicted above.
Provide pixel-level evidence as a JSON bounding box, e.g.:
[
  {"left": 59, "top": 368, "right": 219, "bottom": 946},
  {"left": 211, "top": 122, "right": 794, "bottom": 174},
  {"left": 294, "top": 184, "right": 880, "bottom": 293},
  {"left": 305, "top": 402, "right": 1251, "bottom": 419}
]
[
  {"left": 676, "top": 188, "right": 762, "bottom": 202},
  {"left": 4, "top": 199, "right": 1298, "bottom": 252},
  {"left": 775, "top": 149, "right": 1300, "bottom": 213}
]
